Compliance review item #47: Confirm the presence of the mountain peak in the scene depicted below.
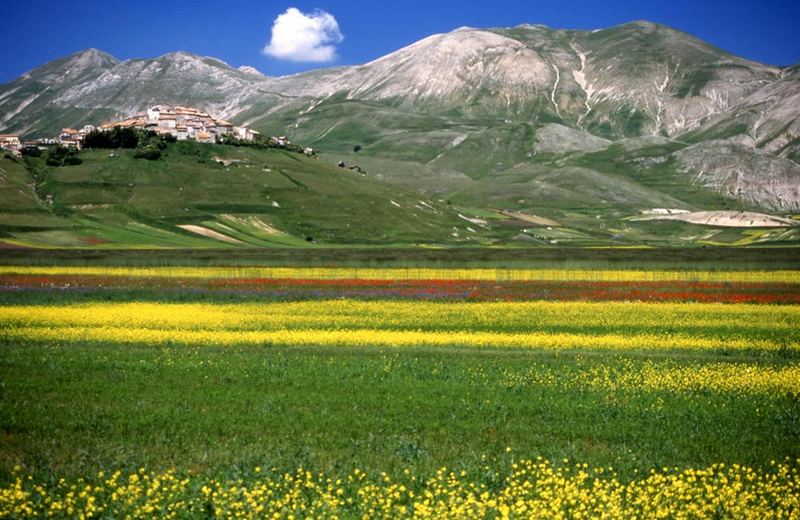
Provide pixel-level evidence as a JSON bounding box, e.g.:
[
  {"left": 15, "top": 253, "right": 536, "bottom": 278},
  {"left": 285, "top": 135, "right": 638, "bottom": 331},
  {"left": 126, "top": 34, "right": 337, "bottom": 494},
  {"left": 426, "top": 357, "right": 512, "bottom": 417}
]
[
  {"left": 155, "top": 51, "right": 236, "bottom": 71},
  {"left": 13, "top": 47, "right": 118, "bottom": 83},
  {"left": 68, "top": 48, "right": 119, "bottom": 67},
  {"left": 238, "top": 65, "right": 265, "bottom": 77},
  {"left": 625, "top": 20, "right": 662, "bottom": 29},
  {"left": 78, "top": 47, "right": 113, "bottom": 58},
  {"left": 159, "top": 50, "right": 201, "bottom": 61},
  {"left": 513, "top": 23, "right": 550, "bottom": 29}
]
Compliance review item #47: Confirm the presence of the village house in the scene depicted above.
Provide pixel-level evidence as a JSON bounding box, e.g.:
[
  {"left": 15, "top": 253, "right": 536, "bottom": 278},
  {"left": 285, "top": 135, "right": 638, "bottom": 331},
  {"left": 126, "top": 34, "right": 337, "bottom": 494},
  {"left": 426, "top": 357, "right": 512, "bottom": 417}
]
[
  {"left": 100, "top": 105, "right": 256, "bottom": 143},
  {"left": 234, "top": 126, "right": 260, "bottom": 141},
  {"left": 32, "top": 138, "right": 58, "bottom": 148},
  {"left": 214, "top": 119, "right": 234, "bottom": 135},
  {"left": 99, "top": 117, "right": 144, "bottom": 131},
  {"left": 195, "top": 130, "right": 214, "bottom": 144},
  {"left": 54, "top": 125, "right": 97, "bottom": 149},
  {"left": 0, "top": 134, "right": 21, "bottom": 155},
  {"left": 30, "top": 105, "right": 264, "bottom": 150},
  {"left": 58, "top": 128, "right": 83, "bottom": 149},
  {"left": 268, "top": 135, "right": 291, "bottom": 147}
]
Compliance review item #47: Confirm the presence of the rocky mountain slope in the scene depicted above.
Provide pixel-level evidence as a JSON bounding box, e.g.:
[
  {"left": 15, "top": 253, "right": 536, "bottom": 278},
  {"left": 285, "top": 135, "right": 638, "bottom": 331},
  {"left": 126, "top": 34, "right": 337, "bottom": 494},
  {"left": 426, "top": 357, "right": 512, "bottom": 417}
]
[
  {"left": 1, "top": 21, "right": 798, "bottom": 215},
  {"left": 0, "top": 49, "right": 120, "bottom": 138}
]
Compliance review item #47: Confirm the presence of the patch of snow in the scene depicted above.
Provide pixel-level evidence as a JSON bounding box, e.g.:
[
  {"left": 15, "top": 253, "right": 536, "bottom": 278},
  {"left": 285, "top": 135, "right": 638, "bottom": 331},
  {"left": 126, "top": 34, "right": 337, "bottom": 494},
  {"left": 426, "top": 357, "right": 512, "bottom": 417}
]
[
  {"left": 0, "top": 93, "right": 40, "bottom": 126},
  {"left": 390, "top": 200, "right": 402, "bottom": 208},
  {"left": 303, "top": 91, "right": 334, "bottom": 114},
  {"left": 451, "top": 134, "right": 468, "bottom": 147},
  {"left": 316, "top": 122, "right": 339, "bottom": 140},
  {"left": 570, "top": 43, "right": 594, "bottom": 125},
  {"left": 549, "top": 64, "right": 562, "bottom": 119},
  {"left": 653, "top": 68, "right": 670, "bottom": 135},
  {"left": 430, "top": 134, "right": 469, "bottom": 162},
  {"left": 0, "top": 86, "right": 21, "bottom": 103}
]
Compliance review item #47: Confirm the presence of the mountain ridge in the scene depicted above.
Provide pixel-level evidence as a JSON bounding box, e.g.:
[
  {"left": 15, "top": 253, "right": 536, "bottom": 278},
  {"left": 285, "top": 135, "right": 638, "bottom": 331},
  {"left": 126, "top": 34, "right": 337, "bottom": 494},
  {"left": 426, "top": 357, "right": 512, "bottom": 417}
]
[{"left": 1, "top": 20, "right": 798, "bottom": 216}]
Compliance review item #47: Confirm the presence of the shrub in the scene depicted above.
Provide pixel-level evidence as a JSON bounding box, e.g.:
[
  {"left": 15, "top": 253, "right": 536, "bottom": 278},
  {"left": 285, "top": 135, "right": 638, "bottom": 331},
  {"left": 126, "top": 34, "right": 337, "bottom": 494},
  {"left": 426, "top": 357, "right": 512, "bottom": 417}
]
[
  {"left": 21, "top": 146, "right": 42, "bottom": 158},
  {"left": 63, "top": 155, "right": 83, "bottom": 166},
  {"left": 45, "top": 146, "right": 82, "bottom": 166},
  {"left": 133, "top": 146, "right": 162, "bottom": 161},
  {"left": 83, "top": 127, "right": 141, "bottom": 149}
]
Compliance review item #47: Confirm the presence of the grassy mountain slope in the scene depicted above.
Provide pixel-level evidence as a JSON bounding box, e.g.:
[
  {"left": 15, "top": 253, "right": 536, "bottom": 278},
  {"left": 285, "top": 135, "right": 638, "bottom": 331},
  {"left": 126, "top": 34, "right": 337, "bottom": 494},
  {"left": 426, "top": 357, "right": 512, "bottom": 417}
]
[{"left": 0, "top": 143, "right": 500, "bottom": 248}]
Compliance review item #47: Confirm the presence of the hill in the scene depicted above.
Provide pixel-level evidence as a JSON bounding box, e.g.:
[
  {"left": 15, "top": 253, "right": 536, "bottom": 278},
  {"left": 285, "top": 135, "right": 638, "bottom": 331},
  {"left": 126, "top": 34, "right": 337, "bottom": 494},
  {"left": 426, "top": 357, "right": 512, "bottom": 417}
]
[
  {"left": 1, "top": 21, "right": 798, "bottom": 247},
  {"left": 0, "top": 142, "right": 500, "bottom": 248}
]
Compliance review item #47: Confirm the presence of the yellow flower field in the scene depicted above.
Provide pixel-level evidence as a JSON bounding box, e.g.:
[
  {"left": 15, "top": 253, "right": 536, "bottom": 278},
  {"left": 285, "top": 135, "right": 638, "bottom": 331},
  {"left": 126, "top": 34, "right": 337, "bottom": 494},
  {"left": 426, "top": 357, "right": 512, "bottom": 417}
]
[
  {"left": 1, "top": 459, "right": 798, "bottom": 519},
  {"left": 495, "top": 359, "right": 800, "bottom": 396},
  {"left": 2, "top": 265, "right": 798, "bottom": 518},
  {"left": 1, "top": 300, "right": 797, "bottom": 353}
]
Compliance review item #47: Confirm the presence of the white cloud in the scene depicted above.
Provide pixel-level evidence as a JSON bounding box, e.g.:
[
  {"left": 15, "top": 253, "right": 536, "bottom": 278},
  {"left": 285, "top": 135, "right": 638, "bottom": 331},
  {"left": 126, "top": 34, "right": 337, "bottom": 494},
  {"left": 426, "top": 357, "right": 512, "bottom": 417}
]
[{"left": 263, "top": 7, "right": 343, "bottom": 62}]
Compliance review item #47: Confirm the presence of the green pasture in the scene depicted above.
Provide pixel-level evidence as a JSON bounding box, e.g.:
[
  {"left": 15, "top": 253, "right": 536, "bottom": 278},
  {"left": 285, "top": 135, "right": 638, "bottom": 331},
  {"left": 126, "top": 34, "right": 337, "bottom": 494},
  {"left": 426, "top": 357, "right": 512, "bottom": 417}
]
[{"left": 2, "top": 342, "right": 798, "bottom": 485}]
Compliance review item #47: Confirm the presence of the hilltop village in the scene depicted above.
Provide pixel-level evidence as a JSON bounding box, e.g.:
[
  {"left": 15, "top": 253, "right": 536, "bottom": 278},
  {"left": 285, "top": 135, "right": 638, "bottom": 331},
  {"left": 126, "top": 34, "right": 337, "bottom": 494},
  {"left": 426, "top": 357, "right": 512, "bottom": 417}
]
[{"left": 1, "top": 105, "right": 301, "bottom": 154}]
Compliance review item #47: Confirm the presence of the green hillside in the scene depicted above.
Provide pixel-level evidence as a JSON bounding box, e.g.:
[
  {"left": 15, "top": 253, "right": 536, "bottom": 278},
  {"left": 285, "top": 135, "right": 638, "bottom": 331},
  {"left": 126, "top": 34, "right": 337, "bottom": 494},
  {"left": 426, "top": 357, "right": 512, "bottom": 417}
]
[
  {"left": 0, "top": 142, "right": 502, "bottom": 248},
  {"left": 3, "top": 138, "right": 797, "bottom": 248}
]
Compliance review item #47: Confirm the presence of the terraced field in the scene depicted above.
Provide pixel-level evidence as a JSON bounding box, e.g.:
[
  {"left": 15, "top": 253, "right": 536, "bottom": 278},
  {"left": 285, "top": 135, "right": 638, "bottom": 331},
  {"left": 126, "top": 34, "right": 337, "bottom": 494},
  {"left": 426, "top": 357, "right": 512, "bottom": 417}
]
[{"left": 1, "top": 265, "right": 798, "bottom": 518}]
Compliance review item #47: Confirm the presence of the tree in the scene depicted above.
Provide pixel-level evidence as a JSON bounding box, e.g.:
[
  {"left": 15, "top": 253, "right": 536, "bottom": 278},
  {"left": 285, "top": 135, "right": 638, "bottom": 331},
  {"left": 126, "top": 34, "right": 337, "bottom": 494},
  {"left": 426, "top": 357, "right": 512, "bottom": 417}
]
[
  {"left": 45, "top": 146, "right": 82, "bottom": 166},
  {"left": 21, "top": 146, "right": 42, "bottom": 158},
  {"left": 83, "top": 127, "right": 142, "bottom": 149},
  {"left": 133, "top": 147, "right": 161, "bottom": 160}
]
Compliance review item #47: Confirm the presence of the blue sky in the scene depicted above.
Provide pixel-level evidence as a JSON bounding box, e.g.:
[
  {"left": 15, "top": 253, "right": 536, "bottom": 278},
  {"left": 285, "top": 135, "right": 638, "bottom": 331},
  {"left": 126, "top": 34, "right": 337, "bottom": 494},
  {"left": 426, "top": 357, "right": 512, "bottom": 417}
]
[{"left": 2, "top": 0, "right": 799, "bottom": 83}]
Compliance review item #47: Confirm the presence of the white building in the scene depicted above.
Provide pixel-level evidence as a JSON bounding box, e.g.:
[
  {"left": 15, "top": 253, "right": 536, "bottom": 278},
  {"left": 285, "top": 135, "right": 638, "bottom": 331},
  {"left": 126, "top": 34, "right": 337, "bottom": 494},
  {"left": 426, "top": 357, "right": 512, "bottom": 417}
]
[
  {"left": 234, "top": 126, "right": 259, "bottom": 141},
  {"left": 0, "top": 134, "right": 21, "bottom": 155}
]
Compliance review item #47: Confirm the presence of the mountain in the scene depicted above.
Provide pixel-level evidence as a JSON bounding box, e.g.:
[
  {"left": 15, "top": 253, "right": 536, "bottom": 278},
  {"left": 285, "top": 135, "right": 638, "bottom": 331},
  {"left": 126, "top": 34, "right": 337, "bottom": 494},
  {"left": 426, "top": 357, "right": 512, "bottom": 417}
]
[
  {"left": 0, "top": 141, "right": 492, "bottom": 248},
  {"left": 0, "top": 49, "right": 120, "bottom": 138},
  {"left": 241, "top": 22, "right": 799, "bottom": 213},
  {"left": 0, "top": 49, "right": 270, "bottom": 138},
  {"left": 1, "top": 21, "right": 799, "bottom": 248},
  {"left": 263, "top": 21, "right": 780, "bottom": 137}
]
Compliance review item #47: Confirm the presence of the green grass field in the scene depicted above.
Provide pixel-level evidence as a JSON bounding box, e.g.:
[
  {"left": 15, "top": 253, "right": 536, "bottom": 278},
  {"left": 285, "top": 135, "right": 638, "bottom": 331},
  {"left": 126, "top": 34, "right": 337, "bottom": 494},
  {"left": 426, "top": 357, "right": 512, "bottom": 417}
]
[
  {"left": 3, "top": 343, "right": 797, "bottom": 482},
  {"left": 3, "top": 138, "right": 799, "bottom": 249},
  {"left": 0, "top": 142, "right": 499, "bottom": 248},
  {"left": 0, "top": 261, "right": 798, "bottom": 517}
]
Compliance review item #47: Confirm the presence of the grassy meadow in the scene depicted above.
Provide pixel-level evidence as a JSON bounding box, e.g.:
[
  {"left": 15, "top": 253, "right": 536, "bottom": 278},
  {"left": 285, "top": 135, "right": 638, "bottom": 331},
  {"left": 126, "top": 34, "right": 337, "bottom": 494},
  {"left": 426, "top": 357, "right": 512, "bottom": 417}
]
[
  {"left": 0, "top": 258, "right": 799, "bottom": 517},
  {"left": 3, "top": 139, "right": 799, "bottom": 249}
]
